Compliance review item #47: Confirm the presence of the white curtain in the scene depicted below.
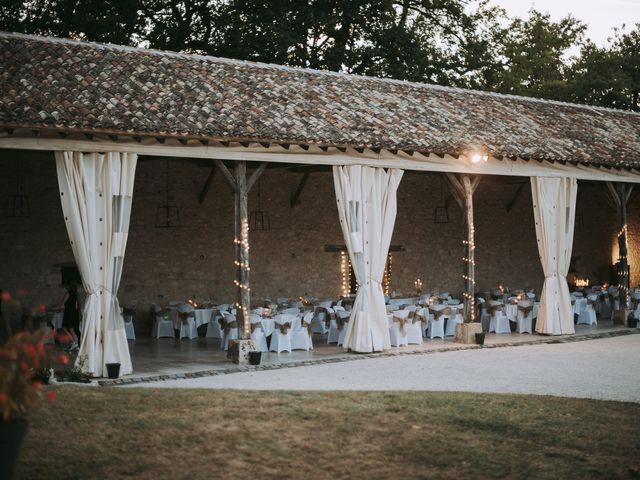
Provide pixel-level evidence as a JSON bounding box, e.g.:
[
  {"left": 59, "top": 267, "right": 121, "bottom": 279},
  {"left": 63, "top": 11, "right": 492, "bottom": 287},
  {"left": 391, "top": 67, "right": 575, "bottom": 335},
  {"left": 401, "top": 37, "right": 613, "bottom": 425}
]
[
  {"left": 333, "top": 165, "right": 403, "bottom": 352},
  {"left": 55, "top": 151, "right": 137, "bottom": 377},
  {"left": 531, "top": 176, "right": 577, "bottom": 335}
]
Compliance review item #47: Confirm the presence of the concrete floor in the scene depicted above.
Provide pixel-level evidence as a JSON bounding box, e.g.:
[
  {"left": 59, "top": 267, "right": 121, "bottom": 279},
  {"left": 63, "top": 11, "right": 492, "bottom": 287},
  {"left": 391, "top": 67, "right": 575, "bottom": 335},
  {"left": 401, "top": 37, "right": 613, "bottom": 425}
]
[
  {"left": 128, "top": 333, "right": 640, "bottom": 403},
  {"left": 127, "top": 321, "right": 626, "bottom": 378}
]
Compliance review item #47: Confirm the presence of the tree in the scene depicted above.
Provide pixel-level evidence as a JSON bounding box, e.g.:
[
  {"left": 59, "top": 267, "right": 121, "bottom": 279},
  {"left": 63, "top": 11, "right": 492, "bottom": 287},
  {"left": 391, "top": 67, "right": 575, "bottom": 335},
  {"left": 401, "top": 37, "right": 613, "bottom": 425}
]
[
  {"left": 482, "top": 10, "right": 586, "bottom": 99},
  {"left": 568, "top": 25, "right": 640, "bottom": 111},
  {"left": 0, "top": 0, "right": 142, "bottom": 45}
]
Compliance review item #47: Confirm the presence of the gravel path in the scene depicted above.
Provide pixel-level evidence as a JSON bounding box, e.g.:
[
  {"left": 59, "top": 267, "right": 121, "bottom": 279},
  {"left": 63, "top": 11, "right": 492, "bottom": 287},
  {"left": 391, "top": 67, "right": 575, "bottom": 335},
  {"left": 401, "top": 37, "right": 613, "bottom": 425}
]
[{"left": 126, "top": 334, "right": 640, "bottom": 402}]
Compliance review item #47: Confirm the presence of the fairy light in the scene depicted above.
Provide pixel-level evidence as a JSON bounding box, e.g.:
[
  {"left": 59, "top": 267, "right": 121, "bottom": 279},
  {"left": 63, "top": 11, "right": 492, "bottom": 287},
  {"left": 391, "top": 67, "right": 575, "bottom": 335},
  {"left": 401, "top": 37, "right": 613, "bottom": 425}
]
[
  {"left": 616, "top": 223, "right": 630, "bottom": 308},
  {"left": 340, "top": 250, "right": 350, "bottom": 297},
  {"left": 462, "top": 222, "right": 476, "bottom": 322},
  {"left": 232, "top": 218, "right": 252, "bottom": 337},
  {"left": 383, "top": 253, "right": 393, "bottom": 296}
]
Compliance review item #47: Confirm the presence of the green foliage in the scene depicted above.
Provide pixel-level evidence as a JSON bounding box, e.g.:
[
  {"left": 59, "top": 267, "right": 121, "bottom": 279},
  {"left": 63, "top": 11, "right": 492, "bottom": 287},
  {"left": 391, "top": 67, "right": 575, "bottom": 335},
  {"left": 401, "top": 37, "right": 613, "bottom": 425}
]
[{"left": 0, "top": 0, "right": 637, "bottom": 110}]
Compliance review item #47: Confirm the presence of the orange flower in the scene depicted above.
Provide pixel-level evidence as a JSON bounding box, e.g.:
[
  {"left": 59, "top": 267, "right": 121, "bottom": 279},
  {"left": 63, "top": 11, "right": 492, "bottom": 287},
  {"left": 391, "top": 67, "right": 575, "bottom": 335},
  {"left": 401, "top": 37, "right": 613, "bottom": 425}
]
[
  {"left": 0, "top": 393, "right": 7, "bottom": 403},
  {"left": 57, "top": 354, "right": 69, "bottom": 365},
  {"left": 32, "top": 380, "right": 43, "bottom": 391},
  {"left": 46, "top": 391, "right": 57, "bottom": 402}
]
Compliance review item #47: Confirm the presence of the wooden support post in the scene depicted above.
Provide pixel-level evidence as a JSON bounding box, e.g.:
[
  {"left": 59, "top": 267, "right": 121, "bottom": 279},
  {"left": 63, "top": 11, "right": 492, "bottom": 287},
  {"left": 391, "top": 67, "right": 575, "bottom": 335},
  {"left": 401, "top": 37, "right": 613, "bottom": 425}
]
[
  {"left": 462, "top": 175, "right": 476, "bottom": 322},
  {"left": 234, "top": 161, "right": 250, "bottom": 339},
  {"left": 445, "top": 173, "right": 481, "bottom": 322},
  {"left": 606, "top": 182, "right": 634, "bottom": 319},
  {"left": 213, "top": 160, "right": 267, "bottom": 340}
]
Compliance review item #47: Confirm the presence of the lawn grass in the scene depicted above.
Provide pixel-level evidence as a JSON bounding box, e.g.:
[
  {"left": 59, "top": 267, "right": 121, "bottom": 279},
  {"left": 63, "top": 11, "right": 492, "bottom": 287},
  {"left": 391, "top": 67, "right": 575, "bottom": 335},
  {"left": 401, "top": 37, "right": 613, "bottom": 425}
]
[{"left": 16, "top": 386, "right": 640, "bottom": 479}]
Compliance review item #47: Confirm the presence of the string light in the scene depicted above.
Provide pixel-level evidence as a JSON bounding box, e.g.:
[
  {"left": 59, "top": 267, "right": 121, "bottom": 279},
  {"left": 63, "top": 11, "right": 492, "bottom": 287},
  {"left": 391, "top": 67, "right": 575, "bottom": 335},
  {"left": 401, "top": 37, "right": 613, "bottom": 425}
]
[
  {"left": 232, "top": 218, "right": 252, "bottom": 337},
  {"left": 383, "top": 253, "right": 392, "bottom": 296},
  {"left": 340, "top": 251, "right": 349, "bottom": 297}
]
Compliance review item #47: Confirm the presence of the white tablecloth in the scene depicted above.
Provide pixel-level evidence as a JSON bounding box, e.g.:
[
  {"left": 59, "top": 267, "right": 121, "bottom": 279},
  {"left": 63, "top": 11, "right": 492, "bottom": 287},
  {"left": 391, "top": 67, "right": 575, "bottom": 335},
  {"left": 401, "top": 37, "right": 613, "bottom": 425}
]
[
  {"left": 194, "top": 308, "right": 214, "bottom": 328},
  {"left": 259, "top": 318, "right": 275, "bottom": 336}
]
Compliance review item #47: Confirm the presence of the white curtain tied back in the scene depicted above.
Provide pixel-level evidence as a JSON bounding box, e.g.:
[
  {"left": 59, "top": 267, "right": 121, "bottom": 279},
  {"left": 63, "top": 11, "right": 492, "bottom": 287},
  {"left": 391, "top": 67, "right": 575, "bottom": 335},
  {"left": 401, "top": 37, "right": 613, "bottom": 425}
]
[
  {"left": 531, "top": 176, "right": 577, "bottom": 335},
  {"left": 55, "top": 151, "right": 137, "bottom": 377},
  {"left": 333, "top": 165, "right": 403, "bottom": 352}
]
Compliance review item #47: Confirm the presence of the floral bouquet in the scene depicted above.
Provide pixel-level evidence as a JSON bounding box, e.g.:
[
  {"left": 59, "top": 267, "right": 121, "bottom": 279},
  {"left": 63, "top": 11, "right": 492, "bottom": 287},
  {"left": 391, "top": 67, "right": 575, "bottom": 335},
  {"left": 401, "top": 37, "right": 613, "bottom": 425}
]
[{"left": 0, "top": 331, "right": 69, "bottom": 421}]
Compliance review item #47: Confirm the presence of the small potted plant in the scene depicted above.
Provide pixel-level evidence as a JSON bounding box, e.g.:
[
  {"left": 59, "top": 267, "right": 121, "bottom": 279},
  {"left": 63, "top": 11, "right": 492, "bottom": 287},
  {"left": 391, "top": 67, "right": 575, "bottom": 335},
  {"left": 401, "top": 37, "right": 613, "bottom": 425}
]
[{"left": 0, "top": 331, "right": 68, "bottom": 480}]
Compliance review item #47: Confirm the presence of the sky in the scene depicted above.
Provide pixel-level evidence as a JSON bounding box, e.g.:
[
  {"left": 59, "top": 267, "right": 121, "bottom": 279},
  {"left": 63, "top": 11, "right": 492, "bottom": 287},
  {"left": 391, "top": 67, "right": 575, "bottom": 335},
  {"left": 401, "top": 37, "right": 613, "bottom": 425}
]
[{"left": 493, "top": 0, "right": 640, "bottom": 46}]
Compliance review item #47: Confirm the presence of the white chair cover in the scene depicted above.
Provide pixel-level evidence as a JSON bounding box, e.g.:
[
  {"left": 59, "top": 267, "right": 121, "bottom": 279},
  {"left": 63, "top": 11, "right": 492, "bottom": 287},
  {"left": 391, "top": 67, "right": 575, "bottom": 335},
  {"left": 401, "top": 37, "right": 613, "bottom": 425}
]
[
  {"left": 531, "top": 177, "right": 577, "bottom": 335},
  {"left": 333, "top": 165, "right": 403, "bottom": 352},
  {"left": 56, "top": 151, "right": 136, "bottom": 377}
]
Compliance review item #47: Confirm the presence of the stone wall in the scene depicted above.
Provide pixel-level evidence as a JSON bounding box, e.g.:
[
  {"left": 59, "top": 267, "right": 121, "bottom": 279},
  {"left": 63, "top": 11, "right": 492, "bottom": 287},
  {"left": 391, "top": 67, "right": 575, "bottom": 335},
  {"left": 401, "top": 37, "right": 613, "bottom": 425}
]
[{"left": 0, "top": 150, "right": 624, "bottom": 330}]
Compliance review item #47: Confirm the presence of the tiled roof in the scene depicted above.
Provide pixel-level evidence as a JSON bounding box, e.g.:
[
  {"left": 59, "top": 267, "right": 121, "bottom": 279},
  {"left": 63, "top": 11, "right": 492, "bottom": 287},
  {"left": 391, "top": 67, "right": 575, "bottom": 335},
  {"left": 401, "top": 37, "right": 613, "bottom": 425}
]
[{"left": 1, "top": 31, "right": 640, "bottom": 168}]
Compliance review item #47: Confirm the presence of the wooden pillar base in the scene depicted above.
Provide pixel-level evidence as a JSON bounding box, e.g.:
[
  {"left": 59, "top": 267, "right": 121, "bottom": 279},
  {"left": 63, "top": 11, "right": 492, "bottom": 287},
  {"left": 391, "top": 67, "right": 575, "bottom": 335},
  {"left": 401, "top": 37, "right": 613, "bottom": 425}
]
[
  {"left": 227, "top": 339, "right": 257, "bottom": 365},
  {"left": 454, "top": 322, "right": 483, "bottom": 344}
]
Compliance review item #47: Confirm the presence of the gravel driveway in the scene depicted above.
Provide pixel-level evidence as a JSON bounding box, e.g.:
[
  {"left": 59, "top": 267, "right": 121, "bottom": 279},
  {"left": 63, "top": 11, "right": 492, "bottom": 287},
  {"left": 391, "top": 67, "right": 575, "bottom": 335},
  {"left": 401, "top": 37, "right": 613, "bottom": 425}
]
[{"left": 126, "top": 334, "right": 640, "bottom": 402}]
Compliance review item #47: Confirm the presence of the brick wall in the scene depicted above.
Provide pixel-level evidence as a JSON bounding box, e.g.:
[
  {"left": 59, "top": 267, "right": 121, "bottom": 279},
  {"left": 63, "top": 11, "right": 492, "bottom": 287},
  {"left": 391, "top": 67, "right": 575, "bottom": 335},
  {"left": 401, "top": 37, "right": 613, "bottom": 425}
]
[{"left": 0, "top": 150, "right": 623, "bottom": 328}]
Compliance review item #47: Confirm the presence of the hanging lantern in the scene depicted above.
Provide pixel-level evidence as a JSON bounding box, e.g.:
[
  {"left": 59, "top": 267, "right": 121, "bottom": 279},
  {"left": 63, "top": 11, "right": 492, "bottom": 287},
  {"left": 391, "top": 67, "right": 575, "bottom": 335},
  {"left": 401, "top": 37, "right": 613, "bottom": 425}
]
[
  {"left": 433, "top": 176, "right": 448, "bottom": 224},
  {"left": 249, "top": 178, "right": 270, "bottom": 231}
]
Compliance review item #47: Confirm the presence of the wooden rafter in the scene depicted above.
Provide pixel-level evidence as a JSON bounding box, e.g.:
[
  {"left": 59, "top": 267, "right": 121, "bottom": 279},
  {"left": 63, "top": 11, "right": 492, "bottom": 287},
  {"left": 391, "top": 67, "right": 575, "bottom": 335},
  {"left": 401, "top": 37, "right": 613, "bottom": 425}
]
[
  {"left": 290, "top": 171, "right": 311, "bottom": 208},
  {"left": 197, "top": 164, "right": 216, "bottom": 204},
  {"left": 505, "top": 182, "right": 526, "bottom": 213}
]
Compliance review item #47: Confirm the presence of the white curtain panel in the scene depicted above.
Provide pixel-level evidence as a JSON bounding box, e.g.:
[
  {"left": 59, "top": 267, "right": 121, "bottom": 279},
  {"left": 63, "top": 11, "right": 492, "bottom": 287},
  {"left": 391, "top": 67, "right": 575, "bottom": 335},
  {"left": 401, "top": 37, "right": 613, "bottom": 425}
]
[
  {"left": 333, "top": 165, "right": 403, "bottom": 352},
  {"left": 55, "top": 151, "right": 137, "bottom": 377},
  {"left": 531, "top": 176, "right": 577, "bottom": 335}
]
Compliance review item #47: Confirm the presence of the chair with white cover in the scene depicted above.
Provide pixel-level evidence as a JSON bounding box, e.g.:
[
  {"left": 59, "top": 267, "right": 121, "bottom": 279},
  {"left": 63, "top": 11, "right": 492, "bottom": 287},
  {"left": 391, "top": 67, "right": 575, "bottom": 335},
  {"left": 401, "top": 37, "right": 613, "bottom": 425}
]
[
  {"left": 177, "top": 304, "right": 198, "bottom": 340},
  {"left": 313, "top": 306, "right": 329, "bottom": 335},
  {"left": 445, "top": 305, "right": 463, "bottom": 337},
  {"left": 206, "top": 310, "right": 223, "bottom": 339},
  {"left": 220, "top": 311, "right": 239, "bottom": 350},
  {"left": 270, "top": 314, "right": 293, "bottom": 353},
  {"left": 325, "top": 308, "right": 340, "bottom": 344},
  {"left": 516, "top": 301, "right": 533, "bottom": 333},
  {"left": 249, "top": 313, "right": 268, "bottom": 352},
  {"left": 123, "top": 306, "right": 136, "bottom": 341},
  {"left": 578, "top": 294, "right": 598, "bottom": 326},
  {"left": 389, "top": 309, "right": 409, "bottom": 347},
  {"left": 598, "top": 291, "right": 613, "bottom": 321},
  {"left": 336, "top": 309, "right": 351, "bottom": 346},
  {"left": 291, "top": 311, "right": 314, "bottom": 351},
  {"left": 283, "top": 307, "right": 301, "bottom": 316},
  {"left": 152, "top": 305, "right": 174, "bottom": 339},
  {"left": 488, "top": 302, "right": 511, "bottom": 334},
  {"left": 477, "top": 297, "right": 491, "bottom": 332},
  {"left": 405, "top": 308, "right": 423, "bottom": 345},
  {"left": 414, "top": 307, "right": 430, "bottom": 338},
  {"left": 428, "top": 306, "right": 449, "bottom": 339}
]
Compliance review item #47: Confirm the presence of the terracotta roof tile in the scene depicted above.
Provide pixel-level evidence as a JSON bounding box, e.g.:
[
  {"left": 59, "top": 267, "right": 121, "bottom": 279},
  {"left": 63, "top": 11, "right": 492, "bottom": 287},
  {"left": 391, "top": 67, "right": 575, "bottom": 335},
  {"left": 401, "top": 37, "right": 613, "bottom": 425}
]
[{"left": 1, "top": 32, "right": 640, "bottom": 167}]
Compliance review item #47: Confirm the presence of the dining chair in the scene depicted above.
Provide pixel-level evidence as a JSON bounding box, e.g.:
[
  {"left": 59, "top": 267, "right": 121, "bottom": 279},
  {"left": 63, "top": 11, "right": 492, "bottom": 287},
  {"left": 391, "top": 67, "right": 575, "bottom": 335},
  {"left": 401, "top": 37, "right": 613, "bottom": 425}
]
[
  {"left": 291, "top": 311, "right": 314, "bottom": 351},
  {"left": 270, "top": 314, "right": 294, "bottom": 353},
  {"left": 488, "top": 302, "right": 511, "bottom": 334},
  {"left": 220, "top": 311, "right": 238, "bottom": 350},
  {"left": 250, "top": 313, "right": 268, "bottom": 352},
  {"left": 516, "top": 301, "right": 533, "bottom": 333}
]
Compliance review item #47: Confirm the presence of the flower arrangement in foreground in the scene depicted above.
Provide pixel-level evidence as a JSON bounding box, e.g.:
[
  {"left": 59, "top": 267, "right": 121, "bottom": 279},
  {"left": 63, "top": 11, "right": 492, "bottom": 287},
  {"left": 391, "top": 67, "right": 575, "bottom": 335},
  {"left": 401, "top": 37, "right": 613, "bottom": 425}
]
[{"left": 0, "top": 331, "right": 69, "bottom": 422}]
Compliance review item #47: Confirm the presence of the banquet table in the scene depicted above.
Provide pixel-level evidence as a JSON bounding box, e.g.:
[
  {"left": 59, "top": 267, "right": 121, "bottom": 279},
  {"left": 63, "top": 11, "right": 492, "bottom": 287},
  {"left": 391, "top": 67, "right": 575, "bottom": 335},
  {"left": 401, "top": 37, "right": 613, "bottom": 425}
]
[
  {"left": 259, "top": 317, "right": 276, "bottom": 336},
  {"left": 194, "top": 308, "right": 215, "bottom": 328}
]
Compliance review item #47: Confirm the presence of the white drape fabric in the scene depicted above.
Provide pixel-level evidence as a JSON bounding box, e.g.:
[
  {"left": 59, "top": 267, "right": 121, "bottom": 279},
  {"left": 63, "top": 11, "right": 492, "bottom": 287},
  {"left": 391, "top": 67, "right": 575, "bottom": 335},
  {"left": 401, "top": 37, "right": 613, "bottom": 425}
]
[
  {"left": 333, "top": 165, "right": 403, "bottom": 352},
  {"left": 55, "top": 151, "right": 137, "bottom": 377},
  {"left": 531, "top": 176, "right": 577, "bottom": 335}
]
